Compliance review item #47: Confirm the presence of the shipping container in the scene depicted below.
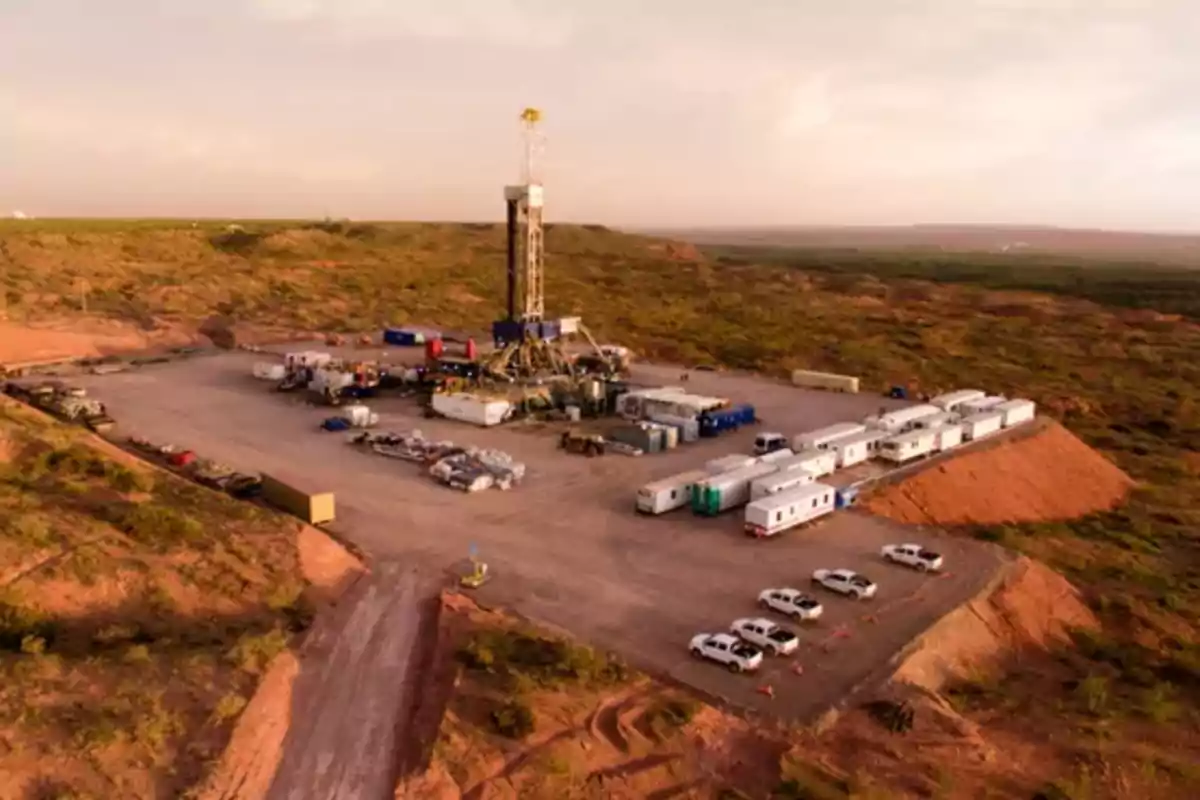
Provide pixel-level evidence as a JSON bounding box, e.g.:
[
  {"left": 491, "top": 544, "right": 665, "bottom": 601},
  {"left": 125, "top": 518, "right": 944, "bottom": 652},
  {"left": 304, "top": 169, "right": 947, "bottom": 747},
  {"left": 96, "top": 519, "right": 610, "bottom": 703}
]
[
  {"left": 792, "top": 422, "right": 867, "bottom": 452},
  {"left": 878, "top": 429, "right": 938, "bottom": 464},
  {"left": 994, "top": 398, "right": 1036, "bottom": 427},
  {"left": 698, "top": 404, "right": 755, "bottom": 437},
  {"left": 647, "top": 413, "right": 699, "bottom": 442},
  {"left": 609, "top": 424, "right": 663, "bottom": 453},
  {"left": 692, "top": 462, "right": 779, "bottom": 516},
  {"left": 756, "top": 447, "right": 797, "bottom": 465},
  {"left": 791, "top": 369, "right": 860, "bottom": 393},
  {"left": 870, "top": 404, "right": 943, "bottom": 433},
  {"left": 750, "top": 468, "right": 816, "bottom": 501},
  {"left": 636, "top": 469, "right": 709, "bottom": 515},
  {"left": 383, "top": 328, "right": 427, "bottom": 346},
  {"left": 960, "top": 395, "right": 1007, "bottom": 415},
  {"left": 961, "top": 410, "right": 1004, "bottom": 440},
  {"left": 645, "top": 422, "right": 679, "bottom": 449},
  {"left": 744, "top": 482, "right": 836, "bottom": 537},
  {"left": 930, "top": 389, "right": 986, "bottom": 412},
  {"left": 705, "top": 453, "right": 757, "bottom": 475},
  {"left": 935, "top": 423, "right": 964, "bottom": 452},
  {"left": 909, "top": 410, "right": 958, "bottom": 431},
  {"left": 261, "top": 473, "right": 335, "bottom": 525},
  {"left": 431, "top": 393, "right": 513, "bottom": 427}
]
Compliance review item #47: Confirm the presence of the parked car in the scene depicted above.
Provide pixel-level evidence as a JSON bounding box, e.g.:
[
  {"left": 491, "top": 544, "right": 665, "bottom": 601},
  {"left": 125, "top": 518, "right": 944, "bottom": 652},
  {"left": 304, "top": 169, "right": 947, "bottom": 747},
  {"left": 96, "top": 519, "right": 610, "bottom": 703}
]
[
  {"left": 757, "top": 588, "right": 824, "bottom": 621},
  {"left": 753, "top": 432, "right": 788, "bottom": 455},
  {"left": 688, "top": 632, "right": 764, "bottom": 673},
  {"left": 881, "top": 543, "right": 944, "bottom": 572},
  {"left": 730, "top": 617, "right": 800, "bottom": 656},
  {"left": 812, "top": 569, "right": 877, "bottom": 599}
]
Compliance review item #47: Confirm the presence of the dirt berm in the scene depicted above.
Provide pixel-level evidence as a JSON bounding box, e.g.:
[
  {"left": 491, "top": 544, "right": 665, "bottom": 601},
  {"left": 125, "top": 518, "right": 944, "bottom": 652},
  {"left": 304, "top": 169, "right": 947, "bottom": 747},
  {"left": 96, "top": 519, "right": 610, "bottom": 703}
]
[
  {"left": 864, "top": 420, "right": 1135, "bottom": 525},
  {"left": 891, "top": 555, "right": 1098, "bottom": 691}
]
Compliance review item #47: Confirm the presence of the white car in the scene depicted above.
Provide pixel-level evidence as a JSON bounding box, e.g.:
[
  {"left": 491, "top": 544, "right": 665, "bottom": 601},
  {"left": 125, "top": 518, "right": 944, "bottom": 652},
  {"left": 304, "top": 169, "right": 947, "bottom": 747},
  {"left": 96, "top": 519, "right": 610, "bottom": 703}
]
[
  {"left": 689, "top": 632, "right": 764, "bottom": 673},
  {"left": 881, "top": 543, "right": 944, "bottom": 572},
  {"left": 812, "top": 569, "right": 878, "bottom": 599},
  {"left": 757, "top": 588, "right": 824, "bottom": 622},
  {"left": 730, "top": 617, "right": 799, "bottom": 656},
  {"left": 753, "top": 432, "right": 788, "bottom": 455}
]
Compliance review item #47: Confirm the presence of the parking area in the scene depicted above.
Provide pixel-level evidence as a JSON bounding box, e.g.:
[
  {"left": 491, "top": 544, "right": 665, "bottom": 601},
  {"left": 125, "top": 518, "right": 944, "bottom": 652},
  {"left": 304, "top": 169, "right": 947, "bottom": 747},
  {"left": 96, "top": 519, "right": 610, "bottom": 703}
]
[{"left": 68, "top": 352, "right": 1008, "bottom": 722}]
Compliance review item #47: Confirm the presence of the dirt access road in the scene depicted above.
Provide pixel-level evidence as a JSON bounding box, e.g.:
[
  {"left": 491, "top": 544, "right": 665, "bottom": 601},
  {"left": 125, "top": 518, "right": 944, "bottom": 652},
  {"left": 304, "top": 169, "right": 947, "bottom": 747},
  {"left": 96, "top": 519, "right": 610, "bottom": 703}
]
[
  {"left": 266, "top": 562, "right": 435, "bottom": 800},
  {"left": 71, "top": 353, "right": 1007, "bottom": 722}
]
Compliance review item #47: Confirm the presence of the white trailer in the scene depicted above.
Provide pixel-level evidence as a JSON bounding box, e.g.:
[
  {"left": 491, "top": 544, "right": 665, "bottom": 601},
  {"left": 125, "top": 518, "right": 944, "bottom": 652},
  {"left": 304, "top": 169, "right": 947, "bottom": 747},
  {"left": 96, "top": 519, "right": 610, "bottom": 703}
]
[
  {"left": 828, "top": 433, "right": 873, "bottom": 468},
  {"left": 960, "top": 395, "right": 1007, "bottom": 415},
  {"left": 994, "top": 398, "right": 1036, "bottom": 427},
  {"left": 870, "top": 404, "right": 943, "bottom": 433},
  {"left": 252, "top": 362, "right": 286, "bottom": 381},
  {"left": 832, "top": 429, "right": 889, "bottom": 463},
  {"left": 637, "top": 469, "right": 709, "bottom": 515},
  {"left": 792, "top": 422, "right": 867, "bottom": 452},
  {"left": 750, "top": 468, "right": 816, "bottom": 501},
  {"left": 934, "top": 423, "right": 964, "bottom": 452},
  {"left": 756, "top": 447, "right": 797, "bottom": 466},
  {"left": 693, "top": 462, "right": 780, "bottom": 516},
  {"left": 791, "top": 369, "right": 860, "bottom": 393},
  {"left": 910, "top": 410, "right": 958, "bottom": 431},
  {"left": 961, "top": 410, "right": 1004, "bottom": 440},
  {"left": 744, "top": 482, "right": 837, "bottom": 538},
  {"left": 878, "top": 429, "right": 938, "bottom": 464},
  {"left": 705, "top": 454, "right": 757, "bottom": 475},
  {"left": 930, "top": 389, "right": 986, "bottom": 413},
  {"left": 772, "top": 450, "right": 838, "bottom": 478}
]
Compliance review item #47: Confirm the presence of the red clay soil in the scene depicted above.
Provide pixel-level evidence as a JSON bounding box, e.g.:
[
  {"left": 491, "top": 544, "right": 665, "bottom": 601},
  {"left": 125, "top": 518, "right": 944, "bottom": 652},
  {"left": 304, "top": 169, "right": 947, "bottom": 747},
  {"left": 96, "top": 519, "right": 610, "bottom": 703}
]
[{"left": 864, "top": 421, "right": 1135, "bottom": 526}]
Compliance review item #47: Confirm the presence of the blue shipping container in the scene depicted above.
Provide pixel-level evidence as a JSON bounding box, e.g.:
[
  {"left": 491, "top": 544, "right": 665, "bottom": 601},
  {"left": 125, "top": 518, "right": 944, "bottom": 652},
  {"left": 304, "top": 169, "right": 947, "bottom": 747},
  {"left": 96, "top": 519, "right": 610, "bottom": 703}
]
[{"left": 698, "top": 403, "right": 756, "bottom": 437}]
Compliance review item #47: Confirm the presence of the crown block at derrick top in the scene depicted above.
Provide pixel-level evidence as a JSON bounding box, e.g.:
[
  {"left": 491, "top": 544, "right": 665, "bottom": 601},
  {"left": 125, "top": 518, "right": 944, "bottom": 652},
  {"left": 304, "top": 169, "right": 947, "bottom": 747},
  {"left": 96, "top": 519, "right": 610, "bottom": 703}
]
[{"left": 261, "top": 472, "right": 336, "bottom": 525}]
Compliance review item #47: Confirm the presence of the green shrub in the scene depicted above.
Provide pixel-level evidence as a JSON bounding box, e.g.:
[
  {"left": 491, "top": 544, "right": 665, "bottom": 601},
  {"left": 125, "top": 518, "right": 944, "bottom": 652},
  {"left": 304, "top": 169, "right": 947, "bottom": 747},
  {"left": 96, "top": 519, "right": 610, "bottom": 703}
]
[
  {"left": 457, "top": 629, "right": 628, "bottom": 688},
  {"left": 108, "top": 502, "right": 204, "bottom": 547},
  {"left": 489, "top": 698, "right": 535, "bottom": 739}
]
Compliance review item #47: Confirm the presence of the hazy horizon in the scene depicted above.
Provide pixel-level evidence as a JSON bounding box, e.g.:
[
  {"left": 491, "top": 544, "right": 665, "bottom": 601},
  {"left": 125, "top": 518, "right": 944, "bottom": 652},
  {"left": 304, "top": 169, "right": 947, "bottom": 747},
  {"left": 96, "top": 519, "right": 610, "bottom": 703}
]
[{"left": 3, "top": 1, "right": 1198, "bottom": 231}]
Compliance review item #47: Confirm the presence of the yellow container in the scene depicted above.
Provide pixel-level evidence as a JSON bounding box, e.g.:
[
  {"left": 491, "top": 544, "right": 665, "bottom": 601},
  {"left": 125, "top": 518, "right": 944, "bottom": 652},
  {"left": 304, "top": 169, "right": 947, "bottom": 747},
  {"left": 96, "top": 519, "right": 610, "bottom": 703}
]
[{"left": 261, "top": 473, "right": 335, "bottom": 525}]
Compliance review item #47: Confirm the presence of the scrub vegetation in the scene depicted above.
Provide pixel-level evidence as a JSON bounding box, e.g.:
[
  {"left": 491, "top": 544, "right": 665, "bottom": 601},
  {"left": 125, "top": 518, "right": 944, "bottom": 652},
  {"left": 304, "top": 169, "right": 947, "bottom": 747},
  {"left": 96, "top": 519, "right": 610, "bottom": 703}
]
[{"left": 2, "top": 218, "right": 1198, "bottom": 796}]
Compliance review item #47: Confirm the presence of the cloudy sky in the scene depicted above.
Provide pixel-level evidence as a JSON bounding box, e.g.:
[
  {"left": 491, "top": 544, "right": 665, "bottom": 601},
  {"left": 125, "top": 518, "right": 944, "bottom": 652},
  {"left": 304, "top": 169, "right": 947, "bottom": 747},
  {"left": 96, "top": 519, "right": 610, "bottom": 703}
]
[{"left": 1, "top": 0, "right": 1197, "bottom": 229}]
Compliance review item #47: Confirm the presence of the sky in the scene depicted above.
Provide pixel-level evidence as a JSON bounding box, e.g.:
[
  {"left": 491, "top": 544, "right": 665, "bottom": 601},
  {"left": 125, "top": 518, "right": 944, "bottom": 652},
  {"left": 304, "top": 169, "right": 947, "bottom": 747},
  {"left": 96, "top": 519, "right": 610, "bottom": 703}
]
[{"left": 1, "top": 0, "right": 1198, "bottom": 229}]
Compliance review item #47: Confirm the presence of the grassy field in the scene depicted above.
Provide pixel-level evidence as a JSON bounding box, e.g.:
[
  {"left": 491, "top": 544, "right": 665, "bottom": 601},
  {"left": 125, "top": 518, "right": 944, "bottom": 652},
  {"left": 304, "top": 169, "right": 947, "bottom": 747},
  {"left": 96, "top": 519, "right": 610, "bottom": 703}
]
[
  {"left": 2, "top": 218, "right": 1199, "bottom": 796},
  {"left": 0, "top": 397, "right": 313, "bottom": 797}
]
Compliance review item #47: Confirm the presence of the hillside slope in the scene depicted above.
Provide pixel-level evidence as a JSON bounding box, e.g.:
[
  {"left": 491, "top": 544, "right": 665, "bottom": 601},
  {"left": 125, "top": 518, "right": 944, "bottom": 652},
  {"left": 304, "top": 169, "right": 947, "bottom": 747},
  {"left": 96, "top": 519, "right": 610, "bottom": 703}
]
[{"left": 0, "top": 396, "right": 359, "bottom": 798}]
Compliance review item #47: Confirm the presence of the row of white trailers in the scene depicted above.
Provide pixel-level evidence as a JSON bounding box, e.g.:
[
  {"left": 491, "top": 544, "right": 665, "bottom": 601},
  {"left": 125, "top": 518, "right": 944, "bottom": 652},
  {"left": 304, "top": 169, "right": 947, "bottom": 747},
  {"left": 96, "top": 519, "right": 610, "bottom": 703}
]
[{"left": 633, "top": 390, "right": 1036, "bottom": 539}]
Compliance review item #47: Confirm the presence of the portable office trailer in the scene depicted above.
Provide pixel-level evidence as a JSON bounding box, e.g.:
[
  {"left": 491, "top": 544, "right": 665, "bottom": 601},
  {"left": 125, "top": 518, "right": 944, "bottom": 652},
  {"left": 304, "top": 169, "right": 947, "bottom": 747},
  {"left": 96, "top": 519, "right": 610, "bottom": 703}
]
[
  {"left": 791, "top": 370, "right": 860, "bottom": 393},
  {"left": 960, "top": 395, "right": 1007, "bottom": 415},
  {"left": 934, "top": 423, "right": 964, "bottom": 452},
  {"left": 636, "top": 469, "right": 709, "bottom": 515},
  {"left": 831, "top": 429, "right": 889, "bottom": 462},
  {"left": 792, "top": 422, "right": 867, "bottom": 452},
  {"left": 828, "top": 434, "right": 872, "bottom": 468},
  {"left": 705, "top": 454, "right": 757, "bottom": 475},
  {"left": 750, "top": 468, "right": 816, "bottom": 501},
  {"left": 756, "top": 447, "right": 796, "bottom": 465},
  {"left": 744, "top": 482, "right": 837, "bottom": 538},
  {"left": 431, "top": 393, "right": 513, "bottom": 427},
  {"left": 960, "top": 411, "right": 1004, "bottom": 441},
  {"left": 994, "top": 398, "right": 1036, "bottom": 427},
  {"left": 776, "top": 450, "right": 838, "bottom": 478},
  {"left": 261, "top": 473, "right": 335, "bottom": 524},
  {"left": 692, "top": 462, "right": 779, "bottom": 516},
  {"left": 871, "top": 404, "right": 943, "bottom": 433},
  {"left": 909, "top": 410, "right": 958, "bottom": 431},
  {"left": 930, "top": 389, "right": 986, "bottom": 412},
  {"left": 878, "top": 429, "right": 938, "bottom": 465}
]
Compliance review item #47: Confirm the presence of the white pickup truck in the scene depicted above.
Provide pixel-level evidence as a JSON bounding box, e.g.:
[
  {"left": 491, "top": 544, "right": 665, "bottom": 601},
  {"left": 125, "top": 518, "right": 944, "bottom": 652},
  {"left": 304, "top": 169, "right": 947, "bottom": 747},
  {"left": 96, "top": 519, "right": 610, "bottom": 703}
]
[
  {"left": 757, "top": 588, "right": 824, "bottom": 622},
  {"left": 812, "top": 569, "right": 878, "bottom": 600},
  {"left": 881, "top": 543, "right": 944, "bottom": 572},
  {"left": 688, "top": 633, "right": 764, "bottom": 673},
  {"left": 730, "top": 617, "right": 800, "bottom": 656}
]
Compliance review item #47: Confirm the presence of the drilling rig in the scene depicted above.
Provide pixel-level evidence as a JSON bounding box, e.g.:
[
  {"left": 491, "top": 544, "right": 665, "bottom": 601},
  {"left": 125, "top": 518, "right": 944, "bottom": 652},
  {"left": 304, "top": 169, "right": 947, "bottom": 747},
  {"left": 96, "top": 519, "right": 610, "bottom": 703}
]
[{"left": 484, "top": 108, "right": 614, "bottom": 382}]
